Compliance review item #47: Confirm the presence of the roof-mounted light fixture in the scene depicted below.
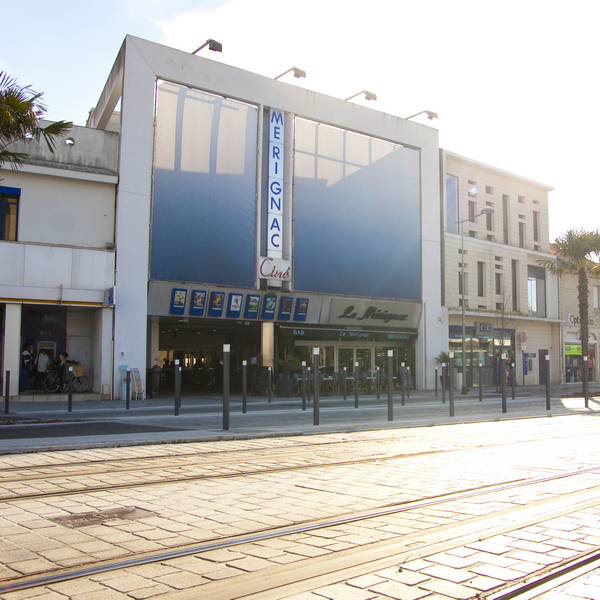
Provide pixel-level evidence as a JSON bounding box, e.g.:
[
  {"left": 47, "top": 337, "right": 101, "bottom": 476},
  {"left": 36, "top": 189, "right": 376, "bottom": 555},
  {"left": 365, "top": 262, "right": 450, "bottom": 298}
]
[
  {"left": 345, "top": 90, "right": 377, "bottom": 102},
  {"left": 275, "top": 67, "right": 306, "bottom": 80},
  {"left": 192, "top": 39, "right": 223, "bottom": 54},
  {"left": 406, "top": 110, "right": 438, "bottom": 120}
]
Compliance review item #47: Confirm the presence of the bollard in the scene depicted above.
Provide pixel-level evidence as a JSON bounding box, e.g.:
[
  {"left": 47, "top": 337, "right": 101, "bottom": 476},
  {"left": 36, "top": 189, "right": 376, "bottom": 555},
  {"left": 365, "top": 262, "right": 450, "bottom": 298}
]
[
  {"left": 313, "top": 348, "right": 320, "bottom": 426},
  {"left": 174, "top": 359, "right": 181, "bottom": 415},
  {"left": 387, "top": 350, "right": 394, "bottom": 421},
  {"left": 583, "top": 355, "right": 589, "bottom": 408},
  {"left": 301, "top": 361, "right": 307, "bottom": 411},
  {"left": 343, "top": 367, "right": 347, "bottom": 401},
  {"left": 501, "top": 354, "right": 507, "bottom": 413},
  {"left": 307, "top": 367, "right": 312, "bottom": 403},
  {"left": 354, "top": 362, "right": 359, "bottom": 408},
  {"left": 435, "top": 366, "right": 438, "bottom": 397},
  {"left": 68, "top": 366, "right": 73, "bottom": 413},
  {"left": 441, "top": 363, "right": 446, "bottom": 404},
  {"left": 400, "top": 363, "right": 405, "bottom": 406},
  {"left": 376, "top": 366, "right": 381, "bottom": 400},
  {"left": 478, "top": 363, "right": 483, "bottom": 402},
  {"left": 449, "top": 353, "right": 455, "bottom": 417},
  {"left": 545, "top": 354, "right": 551, "bottom": 411},
  {"left": 223, "top": 344, "right": 230, "bottom": 430},
  {"left": 4, "top": 368, "right": 10, "bottom": 415},
  {"left": 126, "top": 367, "right": 131, "bottom": 410},
  {"left": 407, "top": 366, "right": 411, "bottom": 399},
  {"left": 267, "top": 366, "right": 272, "bottom": 404},
  {"left": 511, "top": 362, "right": 516, "bottom": 400},
  {"left": 242, "top": 360, "right": 247, "bottom": 414}
]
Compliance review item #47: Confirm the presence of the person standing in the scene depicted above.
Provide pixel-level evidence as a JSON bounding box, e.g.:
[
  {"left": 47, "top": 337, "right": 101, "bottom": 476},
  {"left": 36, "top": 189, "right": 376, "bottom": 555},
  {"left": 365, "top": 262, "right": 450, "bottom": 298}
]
[
  {"left": 20, "top": 344, "right": 34, "bottom": 392},
  {"left": 34, "top": 349, "right": 50, "bottom": 392}
]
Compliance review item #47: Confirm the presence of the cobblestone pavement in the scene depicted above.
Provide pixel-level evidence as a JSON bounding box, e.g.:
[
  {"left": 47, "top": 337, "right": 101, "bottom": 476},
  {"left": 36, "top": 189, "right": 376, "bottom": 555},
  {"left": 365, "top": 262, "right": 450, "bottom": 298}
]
[{"left": 2, "top": 415, "right": 600, "bottom": 599}]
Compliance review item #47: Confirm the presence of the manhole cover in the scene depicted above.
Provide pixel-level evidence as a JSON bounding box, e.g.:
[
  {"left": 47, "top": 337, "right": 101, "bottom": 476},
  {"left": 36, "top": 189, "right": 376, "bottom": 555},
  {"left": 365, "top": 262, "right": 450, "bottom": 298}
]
[{"left": 50, "top": 507, "right": 155, "bottom": 528}]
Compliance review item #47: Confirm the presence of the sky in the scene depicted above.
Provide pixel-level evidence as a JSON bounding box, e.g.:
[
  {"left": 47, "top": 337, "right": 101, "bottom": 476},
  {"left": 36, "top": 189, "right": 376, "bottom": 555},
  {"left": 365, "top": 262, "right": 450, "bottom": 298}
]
[{"left": 2, "top": 0, "right": 598, "bottom": 241}]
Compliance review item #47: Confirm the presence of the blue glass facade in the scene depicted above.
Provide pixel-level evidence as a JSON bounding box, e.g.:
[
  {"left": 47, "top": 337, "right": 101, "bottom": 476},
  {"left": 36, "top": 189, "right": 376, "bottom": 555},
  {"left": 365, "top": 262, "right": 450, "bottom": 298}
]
[
  {"left": 151, "top": 82, "right": 258, "bottom": 286},
  {"left": 293, "top": 119, "right": 422, "bottom": 299}
]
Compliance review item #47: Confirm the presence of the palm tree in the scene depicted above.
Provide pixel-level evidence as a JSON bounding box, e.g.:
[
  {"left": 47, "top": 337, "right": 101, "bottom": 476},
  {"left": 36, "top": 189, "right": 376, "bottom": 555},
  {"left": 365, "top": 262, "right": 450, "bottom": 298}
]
[
  {"left": 0, "top": 72, "right": 72, "bottom": 169},
  {"left": 539, "top": 229, "right": 600, "bottom": 395}
]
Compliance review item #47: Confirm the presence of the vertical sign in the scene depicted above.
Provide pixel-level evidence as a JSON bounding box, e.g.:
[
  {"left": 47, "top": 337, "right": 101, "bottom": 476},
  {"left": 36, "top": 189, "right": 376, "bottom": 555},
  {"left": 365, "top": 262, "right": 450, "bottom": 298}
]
[{"left": 268, "top": 109, "right": 284, "bottom": 257}]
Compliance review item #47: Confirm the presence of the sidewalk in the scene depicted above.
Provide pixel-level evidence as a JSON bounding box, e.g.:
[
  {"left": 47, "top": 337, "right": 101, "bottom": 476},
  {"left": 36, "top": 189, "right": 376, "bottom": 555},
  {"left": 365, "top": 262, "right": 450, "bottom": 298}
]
[{"left": 1, "top": 386, "right": 599, "bottom": 454}]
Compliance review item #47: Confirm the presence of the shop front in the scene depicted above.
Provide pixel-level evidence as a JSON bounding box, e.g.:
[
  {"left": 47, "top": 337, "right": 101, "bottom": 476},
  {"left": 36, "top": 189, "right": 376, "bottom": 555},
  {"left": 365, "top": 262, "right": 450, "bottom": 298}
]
[
  {"left": 147, "top": 282, "right": 422, "bottom": 393},
  {"left": 449, "top": 324, "right": 515, "bottom": 388}
]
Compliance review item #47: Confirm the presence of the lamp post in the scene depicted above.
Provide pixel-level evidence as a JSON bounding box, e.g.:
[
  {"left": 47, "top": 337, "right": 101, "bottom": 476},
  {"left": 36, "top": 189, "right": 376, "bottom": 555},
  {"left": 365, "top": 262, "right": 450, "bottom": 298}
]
[{"left": 457, "top": 207, "right": 494, "bottom": 394}]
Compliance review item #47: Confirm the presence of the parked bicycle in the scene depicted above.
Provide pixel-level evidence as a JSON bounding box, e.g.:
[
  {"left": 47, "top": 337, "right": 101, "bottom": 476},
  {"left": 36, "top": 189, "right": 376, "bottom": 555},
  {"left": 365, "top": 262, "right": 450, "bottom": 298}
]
[{"left": 43, "top": 362, "right": 90, "bottom": 393}]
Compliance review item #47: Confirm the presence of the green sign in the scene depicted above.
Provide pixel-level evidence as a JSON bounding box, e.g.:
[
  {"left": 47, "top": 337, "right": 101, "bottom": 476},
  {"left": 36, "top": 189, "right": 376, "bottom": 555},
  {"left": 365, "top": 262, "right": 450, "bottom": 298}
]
[{"left": 565, "top": 344, "right": 582, "bottom": 355}]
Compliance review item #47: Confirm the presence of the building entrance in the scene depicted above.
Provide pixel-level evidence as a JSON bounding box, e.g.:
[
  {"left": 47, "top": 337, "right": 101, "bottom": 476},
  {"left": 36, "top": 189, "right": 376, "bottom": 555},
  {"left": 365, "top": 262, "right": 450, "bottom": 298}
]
[{"left": 156, "top": 319, "right": 261, "bottom": 392}]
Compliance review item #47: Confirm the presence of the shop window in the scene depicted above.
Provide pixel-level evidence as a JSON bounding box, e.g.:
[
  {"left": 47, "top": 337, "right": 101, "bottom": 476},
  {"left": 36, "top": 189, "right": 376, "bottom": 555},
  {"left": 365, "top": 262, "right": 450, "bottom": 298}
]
[{"left": 0, "top": 187, "right": 19, "bottom": 241}]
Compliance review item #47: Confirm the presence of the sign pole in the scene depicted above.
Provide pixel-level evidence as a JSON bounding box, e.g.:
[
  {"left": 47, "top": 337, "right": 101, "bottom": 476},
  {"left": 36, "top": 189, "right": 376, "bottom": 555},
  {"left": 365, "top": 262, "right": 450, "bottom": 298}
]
[
  {"left": 313, "top": 348, "right": 320, "bottom": 426},
  {"left": 242, "top": 360, "right": 247, "bottom": 414},
  {"left": 387, "top": 350, "right": 393, "bottom": 421}
]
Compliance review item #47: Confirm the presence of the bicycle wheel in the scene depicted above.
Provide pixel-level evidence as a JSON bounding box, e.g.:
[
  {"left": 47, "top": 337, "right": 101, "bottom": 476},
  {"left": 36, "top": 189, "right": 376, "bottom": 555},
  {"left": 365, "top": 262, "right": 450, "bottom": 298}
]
[
  {"left": 44, "top": 374, "right": 60, "bottom": 393},
  {"left": 72, "top": 375, "right": 89, "bottom": 393}
]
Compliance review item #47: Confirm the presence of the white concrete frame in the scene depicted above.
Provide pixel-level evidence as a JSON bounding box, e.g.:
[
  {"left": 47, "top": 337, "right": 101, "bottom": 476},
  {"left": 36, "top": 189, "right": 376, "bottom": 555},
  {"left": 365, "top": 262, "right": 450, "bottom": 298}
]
[{"left": 89, "top": 36, "right": 444, "bottom": 391}]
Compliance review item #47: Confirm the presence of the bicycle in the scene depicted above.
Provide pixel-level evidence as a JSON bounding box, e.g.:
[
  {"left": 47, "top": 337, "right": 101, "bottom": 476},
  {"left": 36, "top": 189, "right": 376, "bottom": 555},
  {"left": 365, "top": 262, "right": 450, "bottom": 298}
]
[{"left": 43, "top": 363, "right": 90, "bottom": 393}]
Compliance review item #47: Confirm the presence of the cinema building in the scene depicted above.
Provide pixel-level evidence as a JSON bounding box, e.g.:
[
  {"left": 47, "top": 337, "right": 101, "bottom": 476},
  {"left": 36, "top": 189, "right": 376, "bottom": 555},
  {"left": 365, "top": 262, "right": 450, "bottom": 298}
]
[{"left": 81, "top": 35, "right": 443, "bottom": 395}]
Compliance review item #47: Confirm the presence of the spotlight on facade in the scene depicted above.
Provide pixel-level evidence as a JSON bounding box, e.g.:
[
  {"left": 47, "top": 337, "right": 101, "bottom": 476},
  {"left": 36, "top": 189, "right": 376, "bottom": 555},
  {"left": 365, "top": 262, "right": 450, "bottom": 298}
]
[
  {"left": 192, "top": 39, "right": 223, "bottom": 54},
  {"left": 345, "top": 90, "right": 377, "bottom": 102},
  {"left": 275, "top": 67, "right": 306, "bottom": 80},
  {"left": 406, "top": 110, "right": 439, "bottom": 121}
]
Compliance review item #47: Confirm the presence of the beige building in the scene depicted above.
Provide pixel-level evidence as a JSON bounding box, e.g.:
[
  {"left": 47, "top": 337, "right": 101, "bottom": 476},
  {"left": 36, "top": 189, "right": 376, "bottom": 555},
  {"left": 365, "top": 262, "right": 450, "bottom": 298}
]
[
  {"left": 441, "top": 150, "right": 561, "bottom": 387},
  {"left": 559, "top": 271, "right": 600, "bottom": 384}
]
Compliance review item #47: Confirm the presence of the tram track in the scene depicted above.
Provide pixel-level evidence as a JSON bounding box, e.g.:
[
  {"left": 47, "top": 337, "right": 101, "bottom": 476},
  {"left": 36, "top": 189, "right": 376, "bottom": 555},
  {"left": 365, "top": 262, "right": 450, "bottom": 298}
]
[
  {"left": 2, "top": 463, "right": 600, "bottom": 596},
  {"left": 1, "top": 425, "right": 598, "bottom": 503}
]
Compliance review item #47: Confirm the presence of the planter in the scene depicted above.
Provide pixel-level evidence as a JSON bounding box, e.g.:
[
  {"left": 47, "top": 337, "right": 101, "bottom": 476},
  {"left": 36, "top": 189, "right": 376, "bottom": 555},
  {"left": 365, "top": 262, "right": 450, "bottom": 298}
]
[{"left": 276, "top": 376, "right": 293, "bottom": 398}]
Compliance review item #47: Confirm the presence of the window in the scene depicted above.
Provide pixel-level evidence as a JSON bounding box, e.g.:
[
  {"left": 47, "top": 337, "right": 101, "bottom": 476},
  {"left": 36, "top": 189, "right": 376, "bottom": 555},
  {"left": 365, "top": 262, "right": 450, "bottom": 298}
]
[
  {"left": 486, "top": 185, "right": 494, "bottom": 194},
  {"left": 468, "top": 200, "right": 476, "bottom": 222},
  {"left": 0, "top": 187, "right": 19, "bottom": 241},
  {"left": 468, "top": 180, "right": 477, "bottom": 197},
  {"left": 502, "top": 194, "right": 510, "bottom": 244},
  {"left": 469, "top": 230, "right": 477, "bottom": 238},
  {"left": 495, "top": 273, "right": 503, "bottom": 295},
  {"left": 519, "top": 222, "right": 526, "bottom": 248},
  {"left": 512, "top": 259, "right": 518, "bottom": 311},
  {"left": 527, "top": 265, "right": 546, "bottom": 317},
  {"left": 533, "top": 211, "right": 540, "bottom": 242},
  {"left": 594, "top": 285, "right": 599, "bottom": 310},
  {"left": 446, "top": 174, "right": 459, "bottom": 234},
  {"left": 518, "top": 195, "right": 525, "bottom": 204},
  {"left": 477, "top": 261, "right": 485, "bottom": 297},
  {"left": 486, "top": 209, "right": 493, "bottom": 231}
]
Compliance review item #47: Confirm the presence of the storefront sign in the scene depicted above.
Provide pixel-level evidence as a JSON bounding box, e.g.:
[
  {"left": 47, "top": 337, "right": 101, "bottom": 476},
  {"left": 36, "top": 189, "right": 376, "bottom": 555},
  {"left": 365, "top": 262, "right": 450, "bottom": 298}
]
[
  {"left": 267, "top": 109, "right": 284, "bottom": 255},
  {"left": 565, "top": 344, "right": 582, "bottom": 355},
  {"left": 257, "top": 256, "right": 291, "bottom": 281},
  {"left": 476, "top": 322, "right": 493, "bottom": 334},
  {"left": 329, "top": 298, "right": 422, "bottom": 330},
  {"left": 567, "top": 313, "right": 594, "bottom": 326},
  {"left": 282, "top": 327, "right": 415, "bottom": 342}
]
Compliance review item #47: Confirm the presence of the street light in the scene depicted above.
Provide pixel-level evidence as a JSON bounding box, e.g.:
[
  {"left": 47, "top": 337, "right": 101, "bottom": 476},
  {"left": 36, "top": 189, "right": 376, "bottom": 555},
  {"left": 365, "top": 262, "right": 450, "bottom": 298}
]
[
  {"left": 192, "top": 39, "right": 223, "bottom": 54},
  {"left": 456, "top": 207, "right": 494, "bottom": 394},
  {"left": 275, "top": 67, "right": 306, "bottom": 80},
  {"left": 406, "top": 110, "right": 438, "bottom": 120},
  {"left": 345, "top": 90, "right": 377, "bottom": 101}
]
